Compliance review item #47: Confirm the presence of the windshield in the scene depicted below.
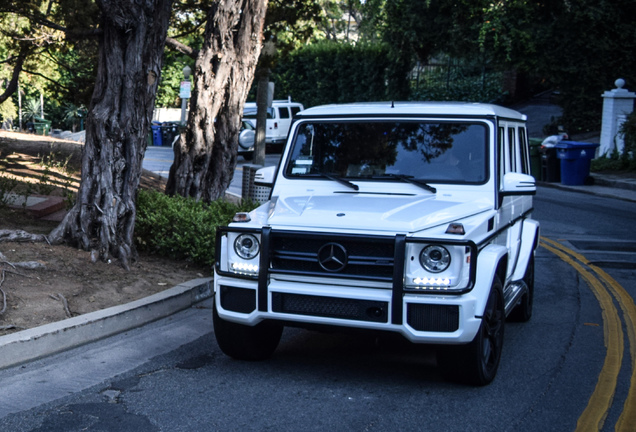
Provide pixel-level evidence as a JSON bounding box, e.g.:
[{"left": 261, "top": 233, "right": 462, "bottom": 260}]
[{"left": 284, "top": 121, "right": 488, "bottom": 184}]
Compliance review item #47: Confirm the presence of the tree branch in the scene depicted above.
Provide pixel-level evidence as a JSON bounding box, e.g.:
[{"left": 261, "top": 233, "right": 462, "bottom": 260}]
[
  {"left": 22, "top": 68, "right": 74, "bottom": 92},
  {"left": 0, "top": 43, "right": 30, "bottom": 106},
  {"left": 0, "top": 230, "right": 48, "bottom": 243},
  {"left": 165, "top": 37, "right": 199, "bottom": 58}
]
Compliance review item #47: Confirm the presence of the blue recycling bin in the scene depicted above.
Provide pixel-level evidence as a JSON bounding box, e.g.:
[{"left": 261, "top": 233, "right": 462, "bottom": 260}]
[
  {"left": 555, "top": 141, "right": 600, "bottom": 186},
  {"left": 151, "top": 123, "right": 163, "bottom": 146}
]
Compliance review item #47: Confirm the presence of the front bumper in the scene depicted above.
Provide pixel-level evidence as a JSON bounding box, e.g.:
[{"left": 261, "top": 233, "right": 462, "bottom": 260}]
[{"left": 213, "top": 274, "right": 482, "bottom": 344}]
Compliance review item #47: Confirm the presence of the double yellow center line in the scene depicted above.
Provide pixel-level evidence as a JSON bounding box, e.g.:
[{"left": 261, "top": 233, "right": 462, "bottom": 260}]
[{"left": 541, "top": 237, "right": 636, "bottom": 431}]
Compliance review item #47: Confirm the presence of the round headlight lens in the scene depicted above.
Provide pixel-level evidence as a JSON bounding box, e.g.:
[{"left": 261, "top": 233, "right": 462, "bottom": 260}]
[
  {"left": 234, "top": 234, "right": 260, "bottom": 259},
  {"left": 419, "top": 245, "right": 451, "bottom": 273}
]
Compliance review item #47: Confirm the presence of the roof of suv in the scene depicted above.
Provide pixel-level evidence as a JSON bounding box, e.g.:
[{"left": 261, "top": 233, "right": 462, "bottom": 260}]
[
  {"left": 244, "top": 100, "right": 304, "bottom": 109},
  {"left": 296, "top": 101, "right": 527, "bottom": 121}
]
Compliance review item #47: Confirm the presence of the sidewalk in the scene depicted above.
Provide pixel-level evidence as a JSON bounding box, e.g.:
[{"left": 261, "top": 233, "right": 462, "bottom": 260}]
[{"left": 540, "top": 172, "right": 636, "bottom": 203}]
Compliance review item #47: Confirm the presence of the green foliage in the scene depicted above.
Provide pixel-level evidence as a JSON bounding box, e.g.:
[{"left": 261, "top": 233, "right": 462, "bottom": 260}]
[
  {"left": 272, "top": 41, "right": 391, "bottom": 107},
  {"left": 0, "top": 98, "right": 18, "bottom": 126},
  {"left": 156, "top": 59, "right": 195, "bottom": 108},
  {"left": 61, "top": 103, "right": 87, "bottom": 131},
  {"left": 264, "top": 0, "right": 324, "bottom": 53},
  {"left": 135, "top": 190, "right": 258, "bottom": 266},
  {"left": 411, "top": 62, "right": 507, "bottom": 104},
  {"left": 591, "top": 112, "right": 636, "bottom": 172},
  {"left": 22, "top": 98, "right": 43, "bottom": 123},
  {"left": 621, "top": 111, "right": 636, "bottom": 157}
]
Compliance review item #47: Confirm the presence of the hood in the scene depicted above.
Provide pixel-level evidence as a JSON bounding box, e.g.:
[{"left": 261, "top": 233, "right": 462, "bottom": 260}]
[{"left": 267, "top": 192, "right": 492, "bottom": 233}]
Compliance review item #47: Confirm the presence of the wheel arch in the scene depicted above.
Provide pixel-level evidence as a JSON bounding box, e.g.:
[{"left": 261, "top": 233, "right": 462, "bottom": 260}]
[
  {"left": 510, "top": 218, "right": 540, "bottom": 282},
  {"left": 473, "top": 244, "right": 508, "bottom": 317}
]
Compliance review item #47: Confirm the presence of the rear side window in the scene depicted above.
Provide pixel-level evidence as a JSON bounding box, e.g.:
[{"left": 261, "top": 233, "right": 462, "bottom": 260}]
[
  {"left": 519, "top": 128, "right": 530, "bottom": 174},
  {"left": 279, "top": 107, "right": 291, "bottom": 119},
  {"left": 499, "top": 123, "right": 529, "bottom": 181},
  {"left": 498, "top": 126, "right": 506, "bottom": 184},
  {"left": 508, "top": 128, "right": 517, "bottom": 172},
  {"left": 291, "top": 106, "right": 302, "bottom": 116}
]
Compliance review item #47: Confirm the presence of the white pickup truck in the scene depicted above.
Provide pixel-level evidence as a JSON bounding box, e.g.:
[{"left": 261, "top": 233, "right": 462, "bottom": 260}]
[
  {"left": 242, "top": 99, "right": 304, "bottom": 146},
  {"left": 214, "top": 102, "right": 539, "bottom": 385}
]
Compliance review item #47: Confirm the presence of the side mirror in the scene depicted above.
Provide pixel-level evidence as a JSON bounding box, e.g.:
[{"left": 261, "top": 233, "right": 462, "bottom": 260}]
[
  {"left": 500, "top": 172, "right": 536, "bottom": 197},
  {"left": 254, "top": 165, "right": 276, "bottom": 187}
]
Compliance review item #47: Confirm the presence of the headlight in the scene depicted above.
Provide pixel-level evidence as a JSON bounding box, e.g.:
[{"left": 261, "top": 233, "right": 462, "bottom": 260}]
[
  {"left": 419, "top": 245, "right": 451, "bottom": 273},
  {"left": 234, "top": 233, "right": 260, "bottom": 259}
]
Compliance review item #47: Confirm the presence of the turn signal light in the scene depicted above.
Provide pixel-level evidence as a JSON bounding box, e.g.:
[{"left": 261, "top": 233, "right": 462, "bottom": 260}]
[{"left": 445, "top": 223, "right": 465, "bottom": 235}]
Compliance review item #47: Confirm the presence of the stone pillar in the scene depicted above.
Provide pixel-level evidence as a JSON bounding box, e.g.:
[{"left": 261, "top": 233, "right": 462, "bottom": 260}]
[{"left": 600, "top": 78, "right": 635, "bottom": 156}]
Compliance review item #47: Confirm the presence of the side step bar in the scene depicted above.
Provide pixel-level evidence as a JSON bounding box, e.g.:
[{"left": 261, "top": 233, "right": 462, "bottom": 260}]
[{"left": 503, "top": 280, "right": 528, "bottom": 316}]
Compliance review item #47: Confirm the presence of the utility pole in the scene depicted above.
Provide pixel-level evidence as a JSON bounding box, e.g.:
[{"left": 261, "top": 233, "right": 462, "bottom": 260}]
[
  {"left": 18, "top": 81, "right": 22, "bottom": 130},
  {"left": 254, "top": 68, "right": 269, "bottom": 166}
]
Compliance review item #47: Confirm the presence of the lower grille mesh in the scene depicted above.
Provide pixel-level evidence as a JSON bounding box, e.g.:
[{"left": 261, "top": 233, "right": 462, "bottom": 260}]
[
  {"left": 407, "top": 304, "right": 459, "bottom": 332},
  {"left": 220, "top": 286, "right": 256, "bottom": 313},
  {"left": 272, "top": 293, "right": 388, "bottom": 323}
]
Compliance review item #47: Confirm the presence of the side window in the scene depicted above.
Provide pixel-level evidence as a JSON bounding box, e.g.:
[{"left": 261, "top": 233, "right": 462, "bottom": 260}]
[
  {"left": 518, "top": 127, "right": 530, "bottom": 174},
  {"left": 508, "top": 127, "right": 517, "bottom": 173},
  {"left": 498, "top": 126, "right": 506, "bottom": 186},
  {"left": 290, "top": 106, "right": 302, "bottom": 116},
  {"left": 279, "top": 107, "right": 291, "bottom": 119}
]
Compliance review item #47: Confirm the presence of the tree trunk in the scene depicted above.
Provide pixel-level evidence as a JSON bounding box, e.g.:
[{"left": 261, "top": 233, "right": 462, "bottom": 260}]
[
  {"left": 48, "top": 0, "right": 173, "bottom": 270},
  {"left": 166, "top": 0, "right": 268, "bottom": 202}
]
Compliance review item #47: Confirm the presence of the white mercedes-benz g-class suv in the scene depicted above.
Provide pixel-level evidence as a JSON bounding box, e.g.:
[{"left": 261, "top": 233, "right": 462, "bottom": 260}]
[{"left": 214, "top": 102, "right": 539, "bottom": 385}]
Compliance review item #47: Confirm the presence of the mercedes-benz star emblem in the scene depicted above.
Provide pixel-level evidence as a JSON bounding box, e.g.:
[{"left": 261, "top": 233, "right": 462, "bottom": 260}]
[{"left": 317, "top": 243, "right": 348, "bottom": 272}]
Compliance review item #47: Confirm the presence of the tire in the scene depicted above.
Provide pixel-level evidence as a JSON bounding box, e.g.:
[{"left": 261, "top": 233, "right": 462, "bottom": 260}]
[
  {"left": 438, "top": 277, "right": 505, "bottom": 386},
  {"left": 213, "top": 302, "right": 283, "bottom": 361},
  {"left": 242, "top": 152, "right": 253, "bottom": 161},
  {"left": 508, "top": 254, "right": 534, "bottom": 322}
]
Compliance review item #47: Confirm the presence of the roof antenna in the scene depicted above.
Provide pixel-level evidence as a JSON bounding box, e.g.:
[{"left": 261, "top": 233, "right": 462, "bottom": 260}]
[{"left": 391, "top": 101, "right": 395, "bottom": 108}]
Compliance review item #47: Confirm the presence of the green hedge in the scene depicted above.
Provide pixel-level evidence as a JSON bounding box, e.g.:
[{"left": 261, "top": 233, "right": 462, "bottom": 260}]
[
  {"left": 272, "top": 42, "right": 392, "bottom": 107},
  {"left": 135, "top": 190, "right": 258, "bottom": 266},
  {"left": 411, "top": 66, "right": 507, "bottom": 104}
]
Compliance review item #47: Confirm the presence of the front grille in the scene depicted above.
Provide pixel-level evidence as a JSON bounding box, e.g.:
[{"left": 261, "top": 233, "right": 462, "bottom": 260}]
[
  {"left": 407, "top": 304, "right": 459, "bottom": 332},
  {"left": 272, "top": 292, "right": 388, "bottom": 323},
  {"left": 220, "top": 286, "right": 256, "bottom": 313},
  {"left": 269, "top": 232, "right": 395, "bottom": 280}
]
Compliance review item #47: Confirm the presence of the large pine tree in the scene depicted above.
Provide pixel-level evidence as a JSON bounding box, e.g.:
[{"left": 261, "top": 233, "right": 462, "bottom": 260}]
[
  {"left": 49, "top": 0, "right": 173, "bottom": 269},
  {"left": 166, "top": 0, "right": 268, "bottom": 202}
]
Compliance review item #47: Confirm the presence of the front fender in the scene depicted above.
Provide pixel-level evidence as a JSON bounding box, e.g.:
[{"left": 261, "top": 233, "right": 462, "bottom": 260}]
[
  {"left": 510, "top": 218, "right": 540, "bottom": 282},
  {"left": 472, "top": 244, "right": 508, "bottom": 317}
]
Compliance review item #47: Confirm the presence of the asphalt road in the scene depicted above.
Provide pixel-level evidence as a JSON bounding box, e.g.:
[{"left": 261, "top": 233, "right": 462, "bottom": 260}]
[{"left": 1, "top": 186, "right": 635, "bottom": 431}]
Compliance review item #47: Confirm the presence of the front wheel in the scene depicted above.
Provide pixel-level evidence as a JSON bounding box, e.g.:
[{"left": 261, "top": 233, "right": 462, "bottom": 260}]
[
  {"left": 438, "top": 276, "right": 505, "bottom": 386},
  {"left": 213, "top": 302, "right": 283, "bottom": 361}
]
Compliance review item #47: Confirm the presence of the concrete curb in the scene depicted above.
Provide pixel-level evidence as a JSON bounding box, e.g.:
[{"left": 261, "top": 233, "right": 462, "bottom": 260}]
[
  {"left": 0, "top": 277, "right": 213, "bottom": 370},
  {"left": 538, "top": 180, "right": 636, "bottom": 203}
]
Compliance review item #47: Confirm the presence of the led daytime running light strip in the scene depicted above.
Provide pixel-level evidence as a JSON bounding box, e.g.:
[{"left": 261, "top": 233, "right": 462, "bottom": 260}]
[
  {"left": 231, "top": 262, "right": 259, "bottom": 274},
  {"left": 413, "top": 277, "right": 451, "bottom": 286}
]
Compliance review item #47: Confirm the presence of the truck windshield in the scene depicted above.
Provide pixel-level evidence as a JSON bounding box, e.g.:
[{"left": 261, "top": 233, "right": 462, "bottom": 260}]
[{"left": 284, "top": 121, "right": 488, "bottom": 184}]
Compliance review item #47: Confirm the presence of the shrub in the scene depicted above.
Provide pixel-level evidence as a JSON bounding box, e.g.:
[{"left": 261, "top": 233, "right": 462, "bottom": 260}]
[
  {"left": 272, "top": 42, "right": 392, "bottom": 107},
  {"left": 620, "top": 111, "right": 636, "bottom": 170},
  {"left": 135, "top": 190, "right": 258, "bottom": 266},
  {"left": 592, "top": 111, "right": 636, "bottom": 172}
]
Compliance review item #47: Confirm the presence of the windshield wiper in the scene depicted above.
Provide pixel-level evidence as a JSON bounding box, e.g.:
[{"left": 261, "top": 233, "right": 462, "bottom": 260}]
[
  {"left": 375, "top": 174, "right": 437, "bottom": 193},
  {"left": 311, "top": 173, "right": 359, "bottom": 190}
]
